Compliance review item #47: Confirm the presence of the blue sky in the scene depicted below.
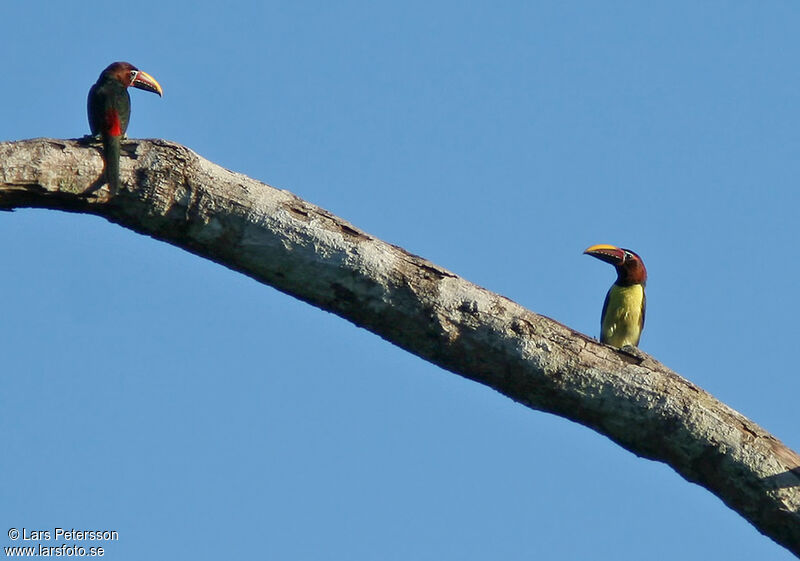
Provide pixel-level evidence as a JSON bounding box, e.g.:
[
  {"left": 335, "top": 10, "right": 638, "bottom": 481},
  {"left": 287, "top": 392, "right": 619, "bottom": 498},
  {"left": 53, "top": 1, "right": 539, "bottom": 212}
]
[{"left": 2, "top": 2, "right": 798, "bottom": 559}]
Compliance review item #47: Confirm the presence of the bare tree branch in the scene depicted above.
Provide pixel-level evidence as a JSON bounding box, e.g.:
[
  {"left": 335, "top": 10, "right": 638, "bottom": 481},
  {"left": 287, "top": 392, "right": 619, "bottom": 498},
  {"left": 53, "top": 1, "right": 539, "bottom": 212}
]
[{"left": 2, "top": 137, "right": 799, "bottom": 556}]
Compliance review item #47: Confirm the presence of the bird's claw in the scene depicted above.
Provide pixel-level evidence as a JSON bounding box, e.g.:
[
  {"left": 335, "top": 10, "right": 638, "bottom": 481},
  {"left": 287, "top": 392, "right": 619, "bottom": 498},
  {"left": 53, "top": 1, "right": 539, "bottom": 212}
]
[
  {"left": 619, "top": 345, "right": 647, "bottom": 362},
  {"left": 78, "top": 134, "right": 101, "bottom": 145}
]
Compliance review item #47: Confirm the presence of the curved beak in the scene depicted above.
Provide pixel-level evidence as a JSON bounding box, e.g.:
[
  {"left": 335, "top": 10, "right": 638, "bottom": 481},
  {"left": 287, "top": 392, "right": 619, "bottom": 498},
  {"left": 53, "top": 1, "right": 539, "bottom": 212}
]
[
  {"left": 131, "top": 70, "right": 163, "bottom": 97},
  {"left": 584, "top": 244, "right": 625, "bottom": 266}
]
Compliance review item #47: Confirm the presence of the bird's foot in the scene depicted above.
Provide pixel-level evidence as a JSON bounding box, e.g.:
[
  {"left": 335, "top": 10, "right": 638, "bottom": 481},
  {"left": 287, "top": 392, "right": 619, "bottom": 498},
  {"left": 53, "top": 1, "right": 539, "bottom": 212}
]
[
  {"left": 618, "top": 344, "right": 647, "bottom": 363},
  {"left": 78, "top": 134, "right": 101, "bottom": 145}
]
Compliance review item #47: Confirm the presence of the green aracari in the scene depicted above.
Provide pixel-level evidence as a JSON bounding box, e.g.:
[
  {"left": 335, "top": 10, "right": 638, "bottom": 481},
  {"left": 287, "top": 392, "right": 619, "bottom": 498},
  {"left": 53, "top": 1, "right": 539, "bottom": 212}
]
[
  {"left": 584, "top": 244, "right": 647, "bottom": 348},
  {"left": 87, "top": 62, "right": 163, "bottom": 191}
]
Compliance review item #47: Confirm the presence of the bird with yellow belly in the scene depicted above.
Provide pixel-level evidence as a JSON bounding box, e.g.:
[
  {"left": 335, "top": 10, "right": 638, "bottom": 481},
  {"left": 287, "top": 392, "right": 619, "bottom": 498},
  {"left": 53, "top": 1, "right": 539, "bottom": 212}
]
[{"left": 584, "top": 244, "right": 647, "bottom": 348}]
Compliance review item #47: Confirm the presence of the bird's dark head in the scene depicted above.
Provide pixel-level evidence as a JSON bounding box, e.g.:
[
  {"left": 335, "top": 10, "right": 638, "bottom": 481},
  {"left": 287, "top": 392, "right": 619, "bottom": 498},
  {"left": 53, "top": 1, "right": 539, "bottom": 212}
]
[
  {"left": 584, "top": 244, "right": 647, "bottom": 286},
  {"left": 99, "top": 62, "right": 163, "bottom": 96}
]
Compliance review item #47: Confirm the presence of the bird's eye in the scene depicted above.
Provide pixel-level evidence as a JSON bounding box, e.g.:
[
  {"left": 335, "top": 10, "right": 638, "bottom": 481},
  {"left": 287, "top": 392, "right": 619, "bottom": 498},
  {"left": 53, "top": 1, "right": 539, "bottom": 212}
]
[{"left": 129, "top": 71, "right": 138, "bottom": 83}]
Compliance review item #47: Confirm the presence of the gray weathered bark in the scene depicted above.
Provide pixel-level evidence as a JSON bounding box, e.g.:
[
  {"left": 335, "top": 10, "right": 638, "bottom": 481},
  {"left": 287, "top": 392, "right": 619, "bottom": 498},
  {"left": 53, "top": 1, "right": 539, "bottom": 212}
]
[{"left": 2, "top": 137, "right": 799, "bottom": 556}]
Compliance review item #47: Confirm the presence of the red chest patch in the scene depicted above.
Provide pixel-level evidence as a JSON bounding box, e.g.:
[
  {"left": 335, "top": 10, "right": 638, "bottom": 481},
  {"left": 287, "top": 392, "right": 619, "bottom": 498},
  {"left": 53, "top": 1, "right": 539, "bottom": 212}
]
[{"left": 105, "top": 109, "right": 122, "bottom": 137}]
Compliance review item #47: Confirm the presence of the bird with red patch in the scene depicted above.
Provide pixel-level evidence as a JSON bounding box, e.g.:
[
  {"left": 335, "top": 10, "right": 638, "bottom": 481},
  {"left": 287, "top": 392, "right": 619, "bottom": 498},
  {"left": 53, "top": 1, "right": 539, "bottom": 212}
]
[
  {"left": 87, "top": 62, "right": 163, "bottom": 192},
  {"left": 584, "top": 244, "right": 648, "bottom": 349}
]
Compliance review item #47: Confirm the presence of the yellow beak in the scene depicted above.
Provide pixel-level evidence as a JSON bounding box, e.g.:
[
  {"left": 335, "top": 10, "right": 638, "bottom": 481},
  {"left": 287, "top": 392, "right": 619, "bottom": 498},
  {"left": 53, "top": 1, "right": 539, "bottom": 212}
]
[{"left": 131, "top": 70, "right": 163, "bottom": 97}]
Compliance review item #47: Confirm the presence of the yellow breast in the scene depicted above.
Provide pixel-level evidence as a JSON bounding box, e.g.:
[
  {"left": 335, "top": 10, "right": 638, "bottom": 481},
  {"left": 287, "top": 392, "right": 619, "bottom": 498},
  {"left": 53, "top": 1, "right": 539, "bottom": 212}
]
[{"left": 601, "top": 284, "right": 645, "bottom": 348}]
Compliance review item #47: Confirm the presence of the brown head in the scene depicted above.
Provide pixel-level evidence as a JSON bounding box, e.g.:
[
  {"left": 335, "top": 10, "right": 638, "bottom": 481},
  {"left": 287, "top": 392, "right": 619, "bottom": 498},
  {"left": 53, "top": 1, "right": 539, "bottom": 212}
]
[
  {"left": 584, "top": 244, "right": 647, "bottom": 286},
  {"left": 98, "top": 61, "right": 163, "bottom": 96}
]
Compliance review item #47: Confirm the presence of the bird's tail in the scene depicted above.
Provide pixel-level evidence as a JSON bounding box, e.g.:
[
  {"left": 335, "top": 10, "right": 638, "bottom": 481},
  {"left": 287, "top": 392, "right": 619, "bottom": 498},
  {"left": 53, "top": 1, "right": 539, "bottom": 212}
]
[{"left": 102, "top": 133, "right": 121, "bottom": 191}]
